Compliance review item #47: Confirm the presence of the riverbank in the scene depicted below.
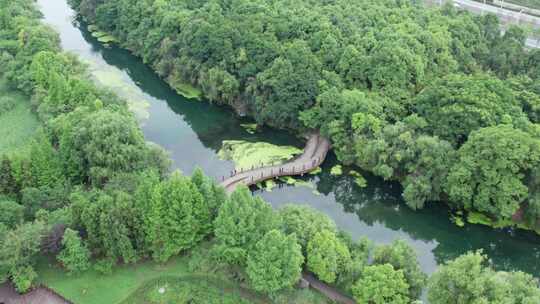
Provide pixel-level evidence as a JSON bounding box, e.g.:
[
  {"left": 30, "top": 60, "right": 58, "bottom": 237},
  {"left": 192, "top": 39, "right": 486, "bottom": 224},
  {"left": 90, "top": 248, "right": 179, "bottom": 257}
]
[
  {"left": 38, "top": 0, "right": 540, "bottom": 280},
  {"left": 79, "top": 20, "right": 540, "bottom": 238}
]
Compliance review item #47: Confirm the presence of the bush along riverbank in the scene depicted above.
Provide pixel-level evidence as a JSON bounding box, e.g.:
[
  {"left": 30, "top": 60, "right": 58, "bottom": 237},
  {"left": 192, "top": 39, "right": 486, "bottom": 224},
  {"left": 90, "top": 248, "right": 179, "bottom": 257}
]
[{"left": 68, "top": 0, "right": 540, "bottom": 235}]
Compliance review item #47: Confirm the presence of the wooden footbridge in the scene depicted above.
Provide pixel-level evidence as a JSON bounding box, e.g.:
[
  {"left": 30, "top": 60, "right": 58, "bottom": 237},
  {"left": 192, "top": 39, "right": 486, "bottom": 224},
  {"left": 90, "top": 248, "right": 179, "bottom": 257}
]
[{"left": 220, "top": 133, "right": 331, "bottom": 193}]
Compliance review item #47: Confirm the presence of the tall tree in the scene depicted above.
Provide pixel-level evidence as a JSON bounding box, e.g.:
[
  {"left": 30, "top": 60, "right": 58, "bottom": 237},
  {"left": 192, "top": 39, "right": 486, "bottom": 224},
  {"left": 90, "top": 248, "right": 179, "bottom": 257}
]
[
  {"left": 144, "top": 172, "right": 205, "bottom": 262},
  {"left": 57, "top": 228, "right": 90, "bottom": 274},
  {"left": 306, "top": 230, "right": 351, "bottom": 284},
  {"left": 0, "top": 221, "right": 44, "bottom": 292},
  {"left": 428, "top": 251, "right": 540, "bottom": 304},
  {"left": 373, "top": 239, "right": 426, "bottom": 300},
  {"left": 214, "top": 186, "right": 279, "bottom": 265},
  {"left": 246, "top": 230, "right": 303, "bottom": 294},
  {"left": 352, "top": 264, "right": 410, "bottom": 304},
  {"left": 446, "top": 125, "right": 540, "bottom": 220},
  {"left": 278, "top": 204, "right": 336, "bottom": 251}
]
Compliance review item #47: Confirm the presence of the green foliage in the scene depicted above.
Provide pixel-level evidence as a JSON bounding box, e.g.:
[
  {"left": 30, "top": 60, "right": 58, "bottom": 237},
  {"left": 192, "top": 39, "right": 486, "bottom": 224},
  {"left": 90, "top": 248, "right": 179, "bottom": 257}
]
[
  {"left": 306, "top": 230, "right": 351, "bottom": 284},
  {"left": 334, "top": 232, "right": 372, "bottom": 292},
  {"left": 355, "top": 115, "right": 456, "bottom": 210},
  {"left": 373, "top": 240, "right": 427, "bottom": 300},
  {"left": 246, "top": 230, "right": 303, "bottom": 294},
  {"left": 415, "top": 73, "right": 524, "bottom": 145},
  {"left": 0, "top": 199, "right": 25, "bottom": 226},
  {"left": 73, "top": 0, "right": 532, "bottom": 132},
  {"left": 70, "top": 0, "right": 540, "bottom": 228},
  {"left": 300, "top": 88, "right": 394, "bottom": 164},
  {"left": 0, "top": 96, "right": 16, "bottom": 113},
  {"left": 0, "top": 79, "right": 40, "bottom": 157},
  {"left": 0, "top": 157, "right": 19, "bottom": 195},
  {"left": 191, "top": 167, "right": 226, "bottom": 234},
  {"left": 352, "top": 264, "right": 410, "bottom": 304},
  {"left": 446, "top": 125, "right": 540, "bottom": 220},
  {"left": 0, "top": 221, "right": 44, "bottom": 290},
  {"left": 278, "top": 204, "right": 336, "bottom": 251},
  {"left": 428, "top": 251, "right": 540, "bottom": 304},
  {"left": 21, "top": 185, "right": 70, "bottom": 219},
  {"left": 28, "top": 133, "right": 65, "bottom": 188},
  {"left": 214, "top": 187, "right": 279, "bottom": 265},
  {"left": 57, "top": 108, "right": 152, "bottom": 186},
  {"left": 144, "top": 172, "right": 208, "bottom": 262},
  {"left": 92, "top": 259, "right": 114, "bottom": 275},
  {"left": 11, "top": 265, "right": 38, "bottom": 293},
  {"left": 58, "top": 228, "right": 90, "bottom": 274},
  {"left": 71, "top": 190, "right": 140, "bottom": 263}
]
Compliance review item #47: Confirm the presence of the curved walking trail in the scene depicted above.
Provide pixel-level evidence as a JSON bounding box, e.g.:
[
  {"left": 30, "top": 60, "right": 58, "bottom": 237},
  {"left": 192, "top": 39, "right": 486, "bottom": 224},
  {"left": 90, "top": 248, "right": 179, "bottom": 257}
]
[
  {"left": 220, "top": 133, "right": 331, "bottom": 193},
  {"left": 303, "top": 272, "right": 356, "bottom": 304}
]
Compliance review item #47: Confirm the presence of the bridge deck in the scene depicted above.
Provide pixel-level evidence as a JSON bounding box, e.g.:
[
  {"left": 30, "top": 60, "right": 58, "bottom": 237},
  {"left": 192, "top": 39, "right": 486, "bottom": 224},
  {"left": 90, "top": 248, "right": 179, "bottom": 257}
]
[{"left": 220, "top": 133, "right": 331, "bottom": 193}]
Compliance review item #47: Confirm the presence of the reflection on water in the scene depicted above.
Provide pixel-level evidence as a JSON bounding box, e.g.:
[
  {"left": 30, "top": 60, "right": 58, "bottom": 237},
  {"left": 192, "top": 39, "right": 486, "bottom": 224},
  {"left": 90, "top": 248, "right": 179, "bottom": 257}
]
[{"left": 38, "top": 0, "right": 540, "bottom": 277}]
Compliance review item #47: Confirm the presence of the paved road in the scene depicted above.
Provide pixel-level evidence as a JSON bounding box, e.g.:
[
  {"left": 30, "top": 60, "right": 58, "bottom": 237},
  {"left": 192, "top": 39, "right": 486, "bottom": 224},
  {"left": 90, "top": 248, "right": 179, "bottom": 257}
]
[
  {"left": 427, "top": 0, "right": 540, "bottom": 48},
  {"left": 220, "top": 133, "right": 330, "bottom": 193},
  {"left": 0, "top": 283, "right": 70, "bottom": 304}
]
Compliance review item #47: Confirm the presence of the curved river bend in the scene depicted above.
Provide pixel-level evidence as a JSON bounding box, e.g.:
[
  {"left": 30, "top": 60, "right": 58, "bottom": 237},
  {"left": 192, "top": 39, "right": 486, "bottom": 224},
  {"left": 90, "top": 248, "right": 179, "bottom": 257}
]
[{"left": 39, "top": 0, "right": 540, "bottom": 277}]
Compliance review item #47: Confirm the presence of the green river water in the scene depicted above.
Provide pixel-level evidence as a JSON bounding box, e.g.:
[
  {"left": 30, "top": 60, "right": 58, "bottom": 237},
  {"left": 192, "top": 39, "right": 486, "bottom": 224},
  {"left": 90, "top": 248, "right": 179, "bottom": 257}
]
[{"left": 38, "top": 0, "right": 540, "bottom": 278}]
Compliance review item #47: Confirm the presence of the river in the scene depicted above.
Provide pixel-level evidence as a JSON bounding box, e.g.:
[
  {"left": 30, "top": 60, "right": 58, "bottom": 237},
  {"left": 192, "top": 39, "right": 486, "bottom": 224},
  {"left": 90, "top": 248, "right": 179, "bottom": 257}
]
[{"left": 38, "top": 0, "right": 540, "bottom": 277}]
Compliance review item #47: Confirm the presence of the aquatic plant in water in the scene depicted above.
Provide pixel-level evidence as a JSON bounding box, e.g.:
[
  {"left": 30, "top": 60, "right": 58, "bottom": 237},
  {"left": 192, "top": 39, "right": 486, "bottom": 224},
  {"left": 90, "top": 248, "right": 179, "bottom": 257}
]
[
  {"left": 218, "top": 140, "right": 301, "bottom": 170},
  {"left": 330, "top": 165, "right": 343, "bottom": 176}
]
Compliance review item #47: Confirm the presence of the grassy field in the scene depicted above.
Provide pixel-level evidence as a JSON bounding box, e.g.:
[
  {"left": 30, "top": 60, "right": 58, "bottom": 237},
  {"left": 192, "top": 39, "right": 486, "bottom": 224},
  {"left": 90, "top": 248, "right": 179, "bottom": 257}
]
[
  {"left": 0, "top": 78, "right": 40, "bottom": 156},
  {"left": 36, "top": 242, "right": 330, "bottom": 304},
  {"left": 119, "top": 276, "right": 254, "bottom": 304}
]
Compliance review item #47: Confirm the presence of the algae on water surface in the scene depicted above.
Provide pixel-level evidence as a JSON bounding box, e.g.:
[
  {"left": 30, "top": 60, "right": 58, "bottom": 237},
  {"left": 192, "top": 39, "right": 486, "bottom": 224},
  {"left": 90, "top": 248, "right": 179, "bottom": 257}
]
[
  {"left": 218, "top": 140, "right": 302, "bottom": 170},
  {"left": 330, "top": 165, "right": 343, "bottom": 176},
  {"left": 91, "top": 67, "right": 150, "bottom": 120}
]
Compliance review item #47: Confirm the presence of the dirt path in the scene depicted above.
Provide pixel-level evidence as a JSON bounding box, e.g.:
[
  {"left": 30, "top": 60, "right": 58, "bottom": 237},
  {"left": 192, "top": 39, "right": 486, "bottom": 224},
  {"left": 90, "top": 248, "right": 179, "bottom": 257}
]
[
  {"left": 302, "top": 273, "right": 356, "bottom": 304},
  {"left": 220, "top": 133, "right": 331, "bottom": 193}
]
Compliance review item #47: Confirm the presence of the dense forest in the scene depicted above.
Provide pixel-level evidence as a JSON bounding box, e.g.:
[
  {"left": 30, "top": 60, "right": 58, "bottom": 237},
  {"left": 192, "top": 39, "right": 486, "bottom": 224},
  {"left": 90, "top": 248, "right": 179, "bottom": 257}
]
[
  {"left": 1, "top": 0, "right": 540, "bottom": 303},
  {"left": 69, "top": 0, "right": 540, "bottom": 232}
]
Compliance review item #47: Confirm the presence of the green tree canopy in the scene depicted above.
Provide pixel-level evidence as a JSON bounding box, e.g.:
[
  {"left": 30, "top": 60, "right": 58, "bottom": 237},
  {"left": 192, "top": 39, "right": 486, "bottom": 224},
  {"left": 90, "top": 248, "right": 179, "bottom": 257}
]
[
  {"left": 246, "top": 230, "right": 303, "bottom": 294},
  {"left": 214, "top": 186, "right": 279, "bottom": 265},
  {"left": 373, "top": 239, "right": 427, "bottom": 300},
  {"left": 414, "top": 73, "right": 524, "bottom": 146},
  {"left": 57, "top": 228, "right": 90, "bottom": 274},
  {"left": 57, "top": 107, "right": 152, "bottom": 186},
  {"left": 0, "top": 221, "right": 44, "bottom": 292},
  {"left": 144, "top": 172, "right": 207, "bottom": 262},
  {"left": 446, "top": 125, "right": 540, "bottom": 220},
  {"left": 306, "top": 229, "right": 351, "bottom": 284},
  {"left": 0, "top": 199, "right": 25, "bottom": 227},
  {"left": 352, "top": 264, "right": 410, "bottom": 304},
  {"left": 428, "top": 251, "right": 540, "bottom": 304},
  {"left": 278, "top": 204, "right": 336, "bottom": 251},
  {"left": 71, "top": 190, "right": 140, "bottom": 263}
]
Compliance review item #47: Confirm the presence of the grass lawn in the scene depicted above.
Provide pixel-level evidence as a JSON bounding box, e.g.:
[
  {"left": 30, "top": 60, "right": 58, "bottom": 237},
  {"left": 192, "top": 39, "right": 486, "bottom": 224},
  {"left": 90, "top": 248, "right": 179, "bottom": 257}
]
[
  {"left": 0, "top": 78, "right": 40, "bottom": 156},
  {"left": 119, "top": 276, "right": 253, "bottom": 304},
  {"left": 36, "top": 242, "right": 330, "bottom": 304}
]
